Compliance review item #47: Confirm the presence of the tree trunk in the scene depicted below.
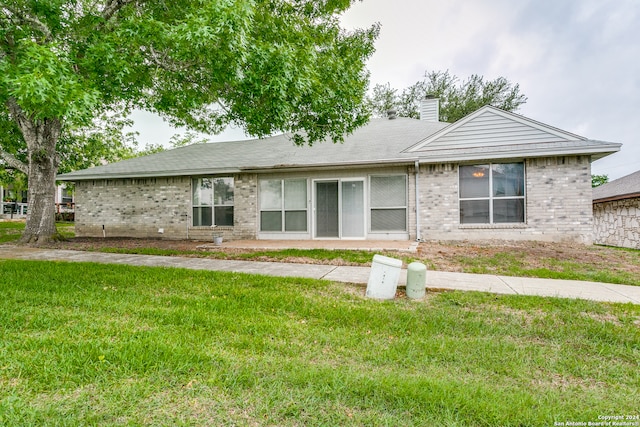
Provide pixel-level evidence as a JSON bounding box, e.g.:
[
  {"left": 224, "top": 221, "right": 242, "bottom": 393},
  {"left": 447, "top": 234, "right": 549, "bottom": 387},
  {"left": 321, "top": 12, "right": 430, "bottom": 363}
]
[
  {"left": 21, "top": 130, "right": 60, "bottom": 244},
  {"left": 8, "top": 101, "right": 62, "bottom": 244}
]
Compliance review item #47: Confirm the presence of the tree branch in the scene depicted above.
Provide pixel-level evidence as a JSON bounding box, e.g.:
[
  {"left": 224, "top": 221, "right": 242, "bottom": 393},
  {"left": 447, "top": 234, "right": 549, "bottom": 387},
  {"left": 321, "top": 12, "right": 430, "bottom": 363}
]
[
  {"left": 1, "top": 5, "right": 52, "bottom": 41},
  {"left": 147, "top": 46, "right": 196, "bottom": 73},
  {"left": 0, "top": 148, "right": 28, "bottom": 174},
  {"left": 102, "top": 0, "right": 137, "bottom": 21}
]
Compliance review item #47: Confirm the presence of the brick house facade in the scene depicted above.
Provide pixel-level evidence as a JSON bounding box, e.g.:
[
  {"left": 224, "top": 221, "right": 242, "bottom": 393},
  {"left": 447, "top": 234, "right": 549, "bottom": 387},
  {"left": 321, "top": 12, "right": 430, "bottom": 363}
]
[{"left": 60, "top": 103, "right": 620, "bottom": 244}]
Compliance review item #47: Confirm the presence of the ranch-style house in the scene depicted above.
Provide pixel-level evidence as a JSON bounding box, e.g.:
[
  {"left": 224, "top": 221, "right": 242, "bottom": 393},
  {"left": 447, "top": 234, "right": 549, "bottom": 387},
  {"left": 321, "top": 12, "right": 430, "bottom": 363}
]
[{"left": 57, "top": 99, "right": 621, "bottom": 244}]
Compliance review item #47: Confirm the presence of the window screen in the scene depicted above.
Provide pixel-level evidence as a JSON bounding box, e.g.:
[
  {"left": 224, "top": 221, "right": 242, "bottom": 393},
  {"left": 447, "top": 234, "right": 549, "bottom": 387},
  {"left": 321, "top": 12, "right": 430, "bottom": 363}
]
[
  {"left": 370, "top": 175, "right": 407, "bottom": 232},
  {"left": 260, "top": 179, "right": 308, "bottom": 232}
]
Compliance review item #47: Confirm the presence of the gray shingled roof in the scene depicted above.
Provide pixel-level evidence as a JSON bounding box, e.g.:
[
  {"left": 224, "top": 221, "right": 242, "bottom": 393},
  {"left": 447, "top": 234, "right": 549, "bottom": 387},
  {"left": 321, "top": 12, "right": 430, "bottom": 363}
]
[
  {"left": 57, "top": 118, "right": 448, "bottom": 180},
  {"left": 57, "top": 115, "right": 621, "bottom": 181},
  {"left": 593, "top": 169, "right": 640, "bottom": 202}
]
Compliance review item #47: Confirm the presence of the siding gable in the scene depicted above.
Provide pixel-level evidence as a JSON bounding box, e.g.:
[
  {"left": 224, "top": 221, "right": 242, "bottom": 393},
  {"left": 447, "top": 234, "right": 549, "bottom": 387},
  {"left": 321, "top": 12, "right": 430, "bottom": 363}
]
[{"left": 407, "top": 106, "right": 586, "bottom": 152}]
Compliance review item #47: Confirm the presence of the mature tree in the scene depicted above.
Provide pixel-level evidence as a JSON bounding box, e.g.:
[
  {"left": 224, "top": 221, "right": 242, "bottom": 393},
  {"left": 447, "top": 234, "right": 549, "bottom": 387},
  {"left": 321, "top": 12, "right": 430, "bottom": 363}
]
[
  {"left": 0, "top": 0, "right": 378, "bottom": 244},
  {"left": 369, "top": 70, "right": 527, "bottom": 122},
  {"left": 592, "top": 174, "right": 609, "bottom": 188}
]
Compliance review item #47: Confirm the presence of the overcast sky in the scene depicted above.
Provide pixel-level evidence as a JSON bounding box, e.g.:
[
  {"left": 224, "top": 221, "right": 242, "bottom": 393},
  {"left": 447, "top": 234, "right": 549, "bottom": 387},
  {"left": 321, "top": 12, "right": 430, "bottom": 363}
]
[{"left": 132, "top": 0, "right": 639, "bottom": 181}]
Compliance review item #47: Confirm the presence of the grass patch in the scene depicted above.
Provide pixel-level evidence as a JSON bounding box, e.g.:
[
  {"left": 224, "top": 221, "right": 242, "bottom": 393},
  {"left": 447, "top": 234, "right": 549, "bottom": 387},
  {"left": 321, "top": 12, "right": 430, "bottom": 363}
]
[
  {"left": 0, "top": 221, "right": 75, "bottom": 243},
  {"left": 55, "top": 222, "right": 75, "bottom": 239},
  {"left": 457, "top": 250, "right": 640, "bottom": 287},
  {"left": 1, "top": 260, "right": 639, "bottom": 426},
  {"left": 0, "top": 222, "right": 24, "bottom": 243},
  {"left": 2, "top": 221, "right": 638, "bottom": 286}
]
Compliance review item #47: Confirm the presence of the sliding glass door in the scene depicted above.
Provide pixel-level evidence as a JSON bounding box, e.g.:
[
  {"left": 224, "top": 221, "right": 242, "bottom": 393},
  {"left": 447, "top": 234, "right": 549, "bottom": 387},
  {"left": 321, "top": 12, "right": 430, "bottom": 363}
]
[
  {"left": 315, "top": 181, "right": 339, "bottom": 237},
  {"left": 314, "top": 179, "right": 365, "bottom": 238}
]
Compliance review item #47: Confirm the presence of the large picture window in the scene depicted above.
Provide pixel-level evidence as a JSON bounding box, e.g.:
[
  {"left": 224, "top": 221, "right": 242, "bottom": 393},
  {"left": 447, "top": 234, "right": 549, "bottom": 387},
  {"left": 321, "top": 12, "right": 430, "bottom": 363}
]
[
  {"left": 459, "top": 163, "right": 525, "bottom": 224},
  {"left": 370, "top": 175, "right": 407, "bottom": 231},
  {"left": 260, "top": 179, "right": 308, "bottom": 232},
  {"left": 192, "top": 177, "right": 234, "bottom": 226}
]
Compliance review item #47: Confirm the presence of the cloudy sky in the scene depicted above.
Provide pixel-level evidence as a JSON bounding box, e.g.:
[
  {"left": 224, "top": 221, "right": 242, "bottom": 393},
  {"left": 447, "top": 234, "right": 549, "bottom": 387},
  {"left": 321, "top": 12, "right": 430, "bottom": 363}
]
[{"left": 133, "top": 0, "right": 639, "bottom": 181}]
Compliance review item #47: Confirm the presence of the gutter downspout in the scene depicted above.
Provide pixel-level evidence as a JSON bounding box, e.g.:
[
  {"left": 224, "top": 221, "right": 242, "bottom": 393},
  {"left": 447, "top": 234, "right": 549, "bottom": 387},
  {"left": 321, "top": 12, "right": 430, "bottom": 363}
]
[{"left": 414, "top": 160, "right": 422, "bottom": 242}]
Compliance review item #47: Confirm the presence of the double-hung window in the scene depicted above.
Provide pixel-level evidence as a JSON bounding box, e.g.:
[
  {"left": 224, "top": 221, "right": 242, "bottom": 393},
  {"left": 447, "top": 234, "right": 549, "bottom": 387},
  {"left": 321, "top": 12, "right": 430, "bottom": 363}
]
[
  {"left": 370, "top": 175, "right": 408, "bottom": 231},
  {"left": 260, "top": 179, "right": 308, "bottom": 232},
  {"left": 192, "top": 177, "right": 234, "bottom": 226},
  {"left": 459, "top": 163, "right": 525, "bottom": 224}
]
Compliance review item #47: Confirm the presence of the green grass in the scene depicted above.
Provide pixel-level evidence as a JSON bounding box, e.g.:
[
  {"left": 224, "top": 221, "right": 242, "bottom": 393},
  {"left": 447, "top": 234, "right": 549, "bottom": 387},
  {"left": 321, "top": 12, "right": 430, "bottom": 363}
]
[
  {"left": 0, "top": 221, "right": 74, "bottom": 243},
  {"left": 99, "top": 245, "right": 640, "bottom": 286},
  {"left": 1, "top": 260, "right": 638, "bottom": 426},
  {"left": 1, "top": 221, "right": 638, "bottom": 286},
  {"left": 456, "top": 250, "right": 640, "bottom": 287},
  {"left": 0, "top": 222, "right": 24, "bottom": 243}
]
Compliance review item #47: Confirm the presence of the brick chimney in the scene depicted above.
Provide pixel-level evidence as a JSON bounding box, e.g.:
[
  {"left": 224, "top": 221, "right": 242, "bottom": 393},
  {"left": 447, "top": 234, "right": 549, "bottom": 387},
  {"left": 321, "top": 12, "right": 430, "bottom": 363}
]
[{"left": 420, "top": 95, "right": 439, "bottom": 122}]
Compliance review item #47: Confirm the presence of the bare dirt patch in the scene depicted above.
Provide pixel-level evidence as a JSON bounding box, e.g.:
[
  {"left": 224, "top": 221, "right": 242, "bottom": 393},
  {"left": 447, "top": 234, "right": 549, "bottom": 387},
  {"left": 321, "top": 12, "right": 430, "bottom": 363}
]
[{"left": 418, "top": 239, "right": 640, "bottom": 277}]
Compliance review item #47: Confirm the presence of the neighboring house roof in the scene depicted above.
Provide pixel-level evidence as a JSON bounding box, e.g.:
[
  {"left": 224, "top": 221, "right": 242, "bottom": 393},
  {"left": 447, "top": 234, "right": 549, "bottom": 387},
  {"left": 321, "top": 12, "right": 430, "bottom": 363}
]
[
  {"left": 593, "top": 169, "right": 640, "bottom": 203},
  {"left": 58, "top": 106, "right": 621, "bottom": 181}
]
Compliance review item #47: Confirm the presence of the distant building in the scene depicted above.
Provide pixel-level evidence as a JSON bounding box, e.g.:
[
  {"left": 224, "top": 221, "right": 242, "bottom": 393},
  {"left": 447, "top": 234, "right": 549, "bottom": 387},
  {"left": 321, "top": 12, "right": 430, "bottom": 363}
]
[
  {"left": 1, "top": 184, "right": 74, "bottom": 219},
  {"left": 593, "top": 170, "right": 640, "bottom": 249}
]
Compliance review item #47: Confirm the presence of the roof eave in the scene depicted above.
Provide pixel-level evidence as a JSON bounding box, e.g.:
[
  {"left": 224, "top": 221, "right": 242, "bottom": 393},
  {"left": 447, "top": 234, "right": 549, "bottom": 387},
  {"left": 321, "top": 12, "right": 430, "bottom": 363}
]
[
  {"left": 57, "top": 158, "right": 420, "bottom": 181},
  {"left": 593, "top": 192, "right": 640, "bottom": 203},
  {"left": 57, "top": 168, "right": 243, "bottom": 181},
  {"left": 415, "top": 144, "right": 621, "bottom": 164}
]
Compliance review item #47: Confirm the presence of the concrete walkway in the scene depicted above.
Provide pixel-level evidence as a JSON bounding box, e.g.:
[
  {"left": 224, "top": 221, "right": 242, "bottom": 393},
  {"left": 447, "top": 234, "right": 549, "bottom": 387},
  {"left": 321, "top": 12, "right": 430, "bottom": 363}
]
[{"left": 1, "top": 245, "right": 639, "bottom": 304}]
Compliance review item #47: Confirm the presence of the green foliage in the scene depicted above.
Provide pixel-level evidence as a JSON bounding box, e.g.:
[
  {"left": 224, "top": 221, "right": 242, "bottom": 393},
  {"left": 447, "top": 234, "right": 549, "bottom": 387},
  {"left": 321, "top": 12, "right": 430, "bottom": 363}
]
[
  {"left": 1, "top": 39, "right": 99, "bottom": 121},
  {"left": 592, "top": 174, "right": 609, "bottom": 187},
  {"left": 0, "top": 0, "right": 378, "bottom": 240},
  {"left": 0, "top": 169, "right": 27, "bottom": 192},
  {"left": 0, "top": 260, "right": 638, "bottom": 425},
  {"left": 369, "top": 70, "right": 528, "bottom": 122},
  {"left": 55, "top": 113, "right": 138, "bottom": 174},
  {"left": 169, "top": 131, "right": 209, "bottom": 148}
]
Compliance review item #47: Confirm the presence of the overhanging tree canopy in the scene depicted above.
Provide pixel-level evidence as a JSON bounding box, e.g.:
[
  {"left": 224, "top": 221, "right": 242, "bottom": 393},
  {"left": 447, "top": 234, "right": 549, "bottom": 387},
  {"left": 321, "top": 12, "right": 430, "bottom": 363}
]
[{"left": 0, "top": 0, "right": 379, "bottom": 243}]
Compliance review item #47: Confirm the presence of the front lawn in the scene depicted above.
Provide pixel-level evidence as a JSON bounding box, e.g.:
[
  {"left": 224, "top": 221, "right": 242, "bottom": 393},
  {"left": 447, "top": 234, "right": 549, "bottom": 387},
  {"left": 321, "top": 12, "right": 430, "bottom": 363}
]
[
  {"left": 0, "top": 221, "right": 74, "bottom": 243},
  {"left": 2, "top": 221, "right": 639, "bottom": 286},
  {"left": 1, "top": 260, "right": 638, "bottom": 426}
]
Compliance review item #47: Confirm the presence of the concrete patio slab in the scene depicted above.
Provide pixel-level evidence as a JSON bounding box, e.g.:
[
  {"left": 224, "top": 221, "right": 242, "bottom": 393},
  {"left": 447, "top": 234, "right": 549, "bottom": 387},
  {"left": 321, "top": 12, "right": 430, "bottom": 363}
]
[{"left": 198, "top": 239, "right": 419, "bottom": 252}]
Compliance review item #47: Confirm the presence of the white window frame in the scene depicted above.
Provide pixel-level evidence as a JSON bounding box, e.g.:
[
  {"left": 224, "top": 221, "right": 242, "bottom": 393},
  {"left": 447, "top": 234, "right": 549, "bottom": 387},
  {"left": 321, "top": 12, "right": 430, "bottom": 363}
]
[
  {"left": 259, "top": 178, "right": 309, "bottom": 233},
  {"left": 458, "top": 163, "right": 526, "bottom": 225}
]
